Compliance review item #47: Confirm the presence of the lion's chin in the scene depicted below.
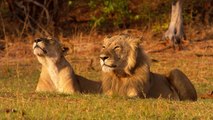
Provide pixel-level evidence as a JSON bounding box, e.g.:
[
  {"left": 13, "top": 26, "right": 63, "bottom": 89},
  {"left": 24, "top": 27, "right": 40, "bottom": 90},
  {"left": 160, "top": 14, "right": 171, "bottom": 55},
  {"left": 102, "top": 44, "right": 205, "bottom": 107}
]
[
  {"left": 102, "top": 65, "right": 115, "bottom": 72},
  {"left": 33, "top": 48, "right": 45, "bottom": 56}
]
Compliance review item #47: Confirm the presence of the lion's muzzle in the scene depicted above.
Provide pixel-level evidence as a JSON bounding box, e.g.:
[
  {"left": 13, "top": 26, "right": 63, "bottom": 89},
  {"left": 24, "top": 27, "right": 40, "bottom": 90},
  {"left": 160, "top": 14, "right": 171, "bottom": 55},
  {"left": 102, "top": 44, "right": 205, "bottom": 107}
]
[
  {"left": 34, "top": 44, "right": 47, "bottom": 54},
  {"left": 100, "top": 54, "right": 117, "bottom": 72},
  {"left": 34, "top": 38, "right": 43, "bottom": 43},
  {"left": 100, "top": 54, "right": 109, "bottom": 62},
  {"left": 33, "top": 38, "right": 47, "bottom": 55}
]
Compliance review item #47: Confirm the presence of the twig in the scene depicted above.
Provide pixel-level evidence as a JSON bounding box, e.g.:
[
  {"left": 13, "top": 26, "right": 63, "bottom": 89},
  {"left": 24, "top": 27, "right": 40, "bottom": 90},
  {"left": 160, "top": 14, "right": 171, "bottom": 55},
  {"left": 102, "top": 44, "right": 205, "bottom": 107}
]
[
  {"left": 146, "top": 45, "right": 172, "bottom": 53},
  {"left": 0, "top": 11, "right": 6, "bottom": 41},
  {"left": 28, "top": 15, "right": 51, "bottom": 36},
  {"left": 24, "top": 0, "right": 50, "bottom": 25},
  {"left": 151, "top": 59, "right": 159, "bottom": 63},
  {"left": 200, "top": 45, "right": 213, "bottom": 49},
  {"left": 200, "top": 91, "right": 213, "bottom": 99},
  {"left": 0, "top": 10, "right": 8, "bottom": 60},
  {"left": 193, "top": 38, "right": 213, "bottom": 42},
  {"left": 20, "top": 5, "right": 30, "bottom": 37},
  {"left": 195, "top": 53, "right": 213, "bottom": 57},
  {"left": 14, "top": 1, "right": 51, "bottom": 36},
  {"left": 39, "top": 0, "right": 52, "bottom": 23}
]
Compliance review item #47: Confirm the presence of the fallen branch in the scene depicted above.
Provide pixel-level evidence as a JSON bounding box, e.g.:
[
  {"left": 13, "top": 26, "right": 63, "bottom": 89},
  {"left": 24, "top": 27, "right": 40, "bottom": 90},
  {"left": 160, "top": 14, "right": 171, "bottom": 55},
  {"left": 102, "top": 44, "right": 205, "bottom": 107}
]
[
  {"left": 200, "top": 91, "right": 213, "bottom": 99},
  {"left": 195, "top": 53, "right": 213, "bottom": 57},
  {"left": 200, "top": 45, "right": 213, "bottom": 49},
  {"left": 193, "top": 38, "right": 213, "bottom": 42},
  {"left": 151, "top": 59, "right": 159, "bottom": 63},
  {"left": 146, "top": 45, "right": 172, "bottom": 53}
]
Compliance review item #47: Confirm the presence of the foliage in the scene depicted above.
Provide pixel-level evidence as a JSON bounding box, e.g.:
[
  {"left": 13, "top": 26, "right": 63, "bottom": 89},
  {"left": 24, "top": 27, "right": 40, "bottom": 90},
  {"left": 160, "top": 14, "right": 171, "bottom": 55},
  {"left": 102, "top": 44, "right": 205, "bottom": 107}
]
[
  {"left": 152, "top": 23, "right": 169, "bottom": 33},
  {"left": 0, "top": 0, "right": 212, "bottom": 34},
  {"left": 87, "top": 0, "right": 173, "bottom": 29},
  {"left": 89, "top": 0, "right": 131, "bottom": 29}
]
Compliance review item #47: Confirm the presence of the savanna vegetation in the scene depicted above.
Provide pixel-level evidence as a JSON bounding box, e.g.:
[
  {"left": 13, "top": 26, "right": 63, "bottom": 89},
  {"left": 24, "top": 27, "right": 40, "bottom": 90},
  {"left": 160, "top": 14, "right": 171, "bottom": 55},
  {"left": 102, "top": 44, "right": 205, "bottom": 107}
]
[{"left": 0, "top": 0, "right": 213, "bottom": 119}]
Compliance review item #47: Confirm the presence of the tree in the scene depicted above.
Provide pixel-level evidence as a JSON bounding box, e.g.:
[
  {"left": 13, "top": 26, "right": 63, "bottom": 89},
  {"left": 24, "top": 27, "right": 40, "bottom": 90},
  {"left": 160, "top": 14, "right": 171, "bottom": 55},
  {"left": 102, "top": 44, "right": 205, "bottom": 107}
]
[
  {"left": 5, "top": 0, "right": 61, "bottom": 36},
  {"left": 163, "top": 0, "right": 186, "bottom": 50}
]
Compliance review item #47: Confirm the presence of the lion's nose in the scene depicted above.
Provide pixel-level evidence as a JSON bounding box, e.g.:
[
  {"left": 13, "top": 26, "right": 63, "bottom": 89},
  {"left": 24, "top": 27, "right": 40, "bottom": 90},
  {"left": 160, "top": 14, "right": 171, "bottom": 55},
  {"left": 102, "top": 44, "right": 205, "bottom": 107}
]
[
  {"left": 34, "top": 38, "right": 42, "bottom": 43},
  {"left": 100, "top": 54, "right": 109, "bottom": 61}
]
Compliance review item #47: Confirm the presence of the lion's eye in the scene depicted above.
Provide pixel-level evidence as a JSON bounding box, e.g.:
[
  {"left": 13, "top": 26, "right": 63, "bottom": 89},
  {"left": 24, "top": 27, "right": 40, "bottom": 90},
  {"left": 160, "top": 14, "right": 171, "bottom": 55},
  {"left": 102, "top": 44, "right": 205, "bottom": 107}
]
[
  {"left": 114, "top": 46, "right": 120, "bottom": 50},
  {"left": 102, "top": 46, "right": 105, "bottom": 49}
]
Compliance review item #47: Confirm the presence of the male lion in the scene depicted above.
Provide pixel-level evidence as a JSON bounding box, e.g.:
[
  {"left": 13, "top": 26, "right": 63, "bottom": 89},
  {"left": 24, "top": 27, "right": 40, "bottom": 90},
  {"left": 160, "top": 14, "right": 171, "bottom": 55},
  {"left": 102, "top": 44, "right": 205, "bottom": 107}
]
[
  {"left": 33, "top": 37, "right": 101, "bottom": 94},
  {"left": 100, "top": 34, "right": 197, "bottom": 101}
]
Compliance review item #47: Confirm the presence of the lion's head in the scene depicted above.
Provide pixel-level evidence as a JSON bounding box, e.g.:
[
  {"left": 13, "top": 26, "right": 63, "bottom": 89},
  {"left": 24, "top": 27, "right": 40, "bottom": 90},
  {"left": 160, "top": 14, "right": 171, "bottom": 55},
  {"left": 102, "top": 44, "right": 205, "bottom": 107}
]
[
  {"left": 100, "top": 34, "right": 149, "bottom": 75},
  {"left": 100, "top": 34, "right": 151, "bottom": 97},
  {"left": 33, "top": 37, "right": 68, "bottom": 64}
]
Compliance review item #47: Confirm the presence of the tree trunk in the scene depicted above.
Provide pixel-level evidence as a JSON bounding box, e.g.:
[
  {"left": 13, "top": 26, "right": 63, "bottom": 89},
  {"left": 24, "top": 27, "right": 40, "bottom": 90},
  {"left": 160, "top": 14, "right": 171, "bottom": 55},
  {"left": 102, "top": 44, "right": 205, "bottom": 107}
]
[{"left": 164, "top": 0, "right": 186, "bottom": 50}]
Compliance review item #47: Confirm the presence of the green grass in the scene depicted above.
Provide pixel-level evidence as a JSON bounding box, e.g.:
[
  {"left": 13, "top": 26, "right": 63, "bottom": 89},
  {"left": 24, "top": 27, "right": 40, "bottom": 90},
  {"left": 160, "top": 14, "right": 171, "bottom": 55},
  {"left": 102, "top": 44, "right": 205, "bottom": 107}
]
[
  {"left": 1, "top": 93, "right": 213, "bottom": 119},
  {"left": 0, "top": 55, "right": 213, "bottom": 119}
]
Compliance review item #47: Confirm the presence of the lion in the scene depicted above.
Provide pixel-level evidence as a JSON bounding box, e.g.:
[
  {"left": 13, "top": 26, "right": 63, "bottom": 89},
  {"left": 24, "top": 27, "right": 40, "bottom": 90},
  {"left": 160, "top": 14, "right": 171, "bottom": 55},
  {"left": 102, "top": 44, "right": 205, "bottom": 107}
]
[
  {"left": 33, "top": 37, "right": 101, "bottom": 94},
  {"left": 100, "top": 34, "right": 197, "bottom": 101}
]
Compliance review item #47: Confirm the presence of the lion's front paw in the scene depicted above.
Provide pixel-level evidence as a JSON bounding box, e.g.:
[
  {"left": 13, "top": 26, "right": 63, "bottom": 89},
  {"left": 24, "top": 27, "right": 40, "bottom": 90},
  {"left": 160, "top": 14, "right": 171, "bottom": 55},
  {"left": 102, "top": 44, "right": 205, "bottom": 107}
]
[{"left": 127, "top": 88, "right": 138, "bottom": 98}]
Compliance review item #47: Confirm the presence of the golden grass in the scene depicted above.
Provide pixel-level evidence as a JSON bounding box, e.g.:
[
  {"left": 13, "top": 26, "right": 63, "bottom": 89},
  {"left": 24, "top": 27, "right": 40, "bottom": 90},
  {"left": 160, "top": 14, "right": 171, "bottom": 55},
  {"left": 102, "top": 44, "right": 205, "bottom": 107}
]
[{"left": 0, "top": 29, "right": 213, "bottom": 119}]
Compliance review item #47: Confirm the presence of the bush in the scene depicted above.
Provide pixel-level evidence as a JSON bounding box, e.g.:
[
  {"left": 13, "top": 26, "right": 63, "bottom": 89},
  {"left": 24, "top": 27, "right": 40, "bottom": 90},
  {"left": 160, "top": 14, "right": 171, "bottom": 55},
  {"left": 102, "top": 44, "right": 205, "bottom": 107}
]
[{"left": 89, "top": 0, "right": 131, "bottom": 29}]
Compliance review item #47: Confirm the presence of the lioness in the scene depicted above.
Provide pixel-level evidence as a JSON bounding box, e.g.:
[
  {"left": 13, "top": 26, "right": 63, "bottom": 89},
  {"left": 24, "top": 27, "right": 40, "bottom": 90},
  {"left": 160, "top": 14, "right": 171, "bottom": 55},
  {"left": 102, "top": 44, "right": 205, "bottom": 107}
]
[
  {"left": 100, "top": 34, "right": 197, "bottom": 101},
  {"left": 33, "top": 37, "right": 101, "bottom": 94}
]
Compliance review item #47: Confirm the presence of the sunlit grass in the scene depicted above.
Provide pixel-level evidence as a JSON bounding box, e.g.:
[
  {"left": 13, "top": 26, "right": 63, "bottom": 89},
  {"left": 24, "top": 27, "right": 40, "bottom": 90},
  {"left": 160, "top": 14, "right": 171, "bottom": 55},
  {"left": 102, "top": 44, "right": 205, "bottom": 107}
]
[{"left": 0, "top": 48, "right": 213, "bottom": 119}]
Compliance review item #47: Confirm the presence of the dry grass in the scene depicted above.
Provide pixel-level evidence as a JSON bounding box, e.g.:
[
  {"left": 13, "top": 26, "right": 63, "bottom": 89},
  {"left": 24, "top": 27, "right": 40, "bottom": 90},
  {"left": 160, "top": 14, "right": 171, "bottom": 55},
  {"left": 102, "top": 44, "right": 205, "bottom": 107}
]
[{"left": 0, "top": 28, "right": 213, "bottom": 119}]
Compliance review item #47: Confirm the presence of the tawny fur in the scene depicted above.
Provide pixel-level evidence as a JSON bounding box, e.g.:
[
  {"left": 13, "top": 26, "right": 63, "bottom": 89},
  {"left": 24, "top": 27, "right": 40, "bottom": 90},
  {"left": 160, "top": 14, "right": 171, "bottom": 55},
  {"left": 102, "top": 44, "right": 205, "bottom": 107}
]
[
  {"left": 100, "top": 34, "right": 197, "bottom": 100},
  {"left": 33, "top": 37, "right": 101, "bottom": 94}
]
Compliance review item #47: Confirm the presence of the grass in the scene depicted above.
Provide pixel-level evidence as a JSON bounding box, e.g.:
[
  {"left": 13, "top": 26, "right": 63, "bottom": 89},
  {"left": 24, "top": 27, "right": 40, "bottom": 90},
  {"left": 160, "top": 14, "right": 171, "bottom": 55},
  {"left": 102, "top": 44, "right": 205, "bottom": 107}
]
[
  {"left": 0, "top": 53, "right": 213, "bottom": 120},
  {"left": 0, "top": 31, "right": 213, "bottom": 119},
  {"left": 1, "top": 93, "right": 213, "bottom": 119}
]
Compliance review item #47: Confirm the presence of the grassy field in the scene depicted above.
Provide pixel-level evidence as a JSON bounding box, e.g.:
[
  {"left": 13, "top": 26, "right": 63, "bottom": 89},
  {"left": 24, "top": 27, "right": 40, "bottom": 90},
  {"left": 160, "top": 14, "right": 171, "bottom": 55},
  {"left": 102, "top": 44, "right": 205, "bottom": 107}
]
[{"left": 0, "top": 31, "right": 213, "bottom": 119}]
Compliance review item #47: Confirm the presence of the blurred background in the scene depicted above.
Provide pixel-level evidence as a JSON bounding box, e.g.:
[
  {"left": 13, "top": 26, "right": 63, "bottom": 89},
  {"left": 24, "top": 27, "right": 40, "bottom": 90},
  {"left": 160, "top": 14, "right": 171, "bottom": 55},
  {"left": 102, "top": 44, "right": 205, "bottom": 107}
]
[{"left": 0, "top": 0, "right": 212, "bottom": 37}]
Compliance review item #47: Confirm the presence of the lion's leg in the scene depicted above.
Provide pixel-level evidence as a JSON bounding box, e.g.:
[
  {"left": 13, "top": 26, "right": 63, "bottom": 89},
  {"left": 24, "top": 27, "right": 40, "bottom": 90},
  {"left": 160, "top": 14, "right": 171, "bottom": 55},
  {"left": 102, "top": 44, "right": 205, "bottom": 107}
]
[
  {"left": 58, "top": 74, "right": 80, "bottom": 94},
  {"left": 168, "top": 69, "right": 197, "bottom": 101},
  {"left": 36, "top": 78, "right": 56, "bottom": 92},
  {"left": 58, "top": 81, "right": 74, "bottom": 94},
  {"left": 127, "top": 88, "right": 139, "bottom": 98},
  {"left": 148, "top": 72, "right": 179, "bottom": 100},
  {"left": 36, "top": 68, "right": 56, "bottom": 92},
  {"left": 105, "top": 90, "right": 113, "bottom": 96}
]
